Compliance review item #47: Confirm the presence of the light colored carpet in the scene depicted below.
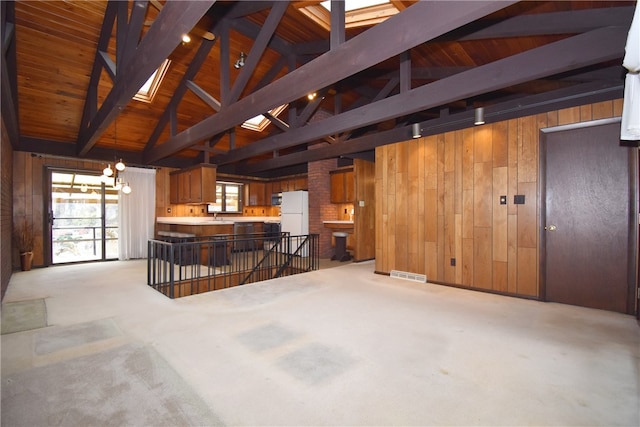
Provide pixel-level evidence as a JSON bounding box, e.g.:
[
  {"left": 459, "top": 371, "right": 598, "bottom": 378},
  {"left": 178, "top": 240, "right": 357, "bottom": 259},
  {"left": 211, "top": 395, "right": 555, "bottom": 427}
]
[
  {"left": 2, "top": 260, "right": 639, "bottom": 426},
  {"left": 34, "top": 318, "right": 121, "bottom": 355},
  {"left": 2, "top": 342, "right": 223, "bottom": 426},
  {"left": 1, "top": 298, "right": 47, "bottom": 334}
]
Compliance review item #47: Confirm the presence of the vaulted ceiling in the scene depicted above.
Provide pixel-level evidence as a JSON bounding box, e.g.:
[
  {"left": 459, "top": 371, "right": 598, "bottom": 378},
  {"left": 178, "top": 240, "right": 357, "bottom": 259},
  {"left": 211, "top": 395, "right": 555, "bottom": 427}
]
[{"left": 1, "top": 1, "right": 635, "bottom": 178}]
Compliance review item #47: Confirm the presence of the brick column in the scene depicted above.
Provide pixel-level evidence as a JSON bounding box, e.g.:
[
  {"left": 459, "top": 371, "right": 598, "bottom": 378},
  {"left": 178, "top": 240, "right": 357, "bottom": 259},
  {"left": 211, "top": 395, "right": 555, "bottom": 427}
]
[{"left": 308, "top": 157, "right": 337, "bottom": 259}]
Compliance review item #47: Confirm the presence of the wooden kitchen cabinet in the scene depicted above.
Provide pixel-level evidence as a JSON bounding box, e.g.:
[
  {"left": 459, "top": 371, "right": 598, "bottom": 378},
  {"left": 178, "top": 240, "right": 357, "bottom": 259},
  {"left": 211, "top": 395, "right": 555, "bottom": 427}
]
[
  {"left": 245, "top": 182, "right": 266, "bottom": 206},
  {"left": 330, "top": 168, "right": 354, "bottom": 203},
  {"left": 293, "top": 176, "right": 307, "bottom": 190},
  {"left": 169, "top": 173, "right": 179, "bottom": 204},
  {"left": 170, "top": 164, "right": 217, "bottom": 204}
]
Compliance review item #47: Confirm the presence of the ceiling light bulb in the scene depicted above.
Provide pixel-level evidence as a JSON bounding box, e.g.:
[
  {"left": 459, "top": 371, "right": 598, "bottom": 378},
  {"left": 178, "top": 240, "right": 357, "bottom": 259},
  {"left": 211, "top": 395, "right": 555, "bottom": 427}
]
[
  {"left": 182, "top": 34, "right": 191, "bottom": 43},
  {"left": 115, "top": 159, "right": 125, "bottom": 171},
  {"left": 308, "top": 92, "right": 317, "bottom": 100},
  {"left": 80, "top": 184, "right": 88, "bottom": 193},
  {"left": 122, "top": 183, "right": 132, "bottom": 195},
  {"left": 103, "top": 164, "right": 113, "bottom": 177}
]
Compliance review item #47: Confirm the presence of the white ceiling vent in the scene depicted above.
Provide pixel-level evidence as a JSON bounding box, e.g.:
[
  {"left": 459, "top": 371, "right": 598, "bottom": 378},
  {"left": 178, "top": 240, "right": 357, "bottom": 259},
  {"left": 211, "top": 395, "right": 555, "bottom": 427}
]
[{"left": 390, "top": 270, "right": 426, "bottom": 283}]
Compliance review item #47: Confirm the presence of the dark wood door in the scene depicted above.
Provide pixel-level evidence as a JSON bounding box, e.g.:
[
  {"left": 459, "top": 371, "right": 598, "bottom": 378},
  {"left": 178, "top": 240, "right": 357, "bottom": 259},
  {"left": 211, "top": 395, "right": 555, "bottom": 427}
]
[{"left": 541, "top": 120, "right": 636, "bottom": 314}]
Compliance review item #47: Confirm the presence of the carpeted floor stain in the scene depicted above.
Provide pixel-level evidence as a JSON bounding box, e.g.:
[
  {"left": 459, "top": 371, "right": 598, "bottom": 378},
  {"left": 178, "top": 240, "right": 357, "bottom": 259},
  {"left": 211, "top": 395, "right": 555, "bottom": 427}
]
[{"left": 1, "top": 299, "right": 47, "bottom": 335}]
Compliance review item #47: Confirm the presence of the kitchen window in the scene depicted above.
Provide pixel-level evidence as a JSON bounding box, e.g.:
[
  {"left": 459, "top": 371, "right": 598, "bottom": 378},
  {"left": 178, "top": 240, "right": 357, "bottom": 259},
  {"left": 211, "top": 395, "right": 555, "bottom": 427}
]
[{"left": 208, "top": 182, "right": 243, "bottom": 213}]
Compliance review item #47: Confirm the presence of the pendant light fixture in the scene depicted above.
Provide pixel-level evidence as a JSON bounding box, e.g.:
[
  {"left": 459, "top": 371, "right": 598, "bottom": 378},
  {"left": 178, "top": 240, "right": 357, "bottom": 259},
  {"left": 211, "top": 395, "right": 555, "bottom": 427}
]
[
  {"left": 103, "top": 163, "right": 113, "bottom": 177},
  {"left": 100, "top": 114, "right": 132, "bottom": 195}
]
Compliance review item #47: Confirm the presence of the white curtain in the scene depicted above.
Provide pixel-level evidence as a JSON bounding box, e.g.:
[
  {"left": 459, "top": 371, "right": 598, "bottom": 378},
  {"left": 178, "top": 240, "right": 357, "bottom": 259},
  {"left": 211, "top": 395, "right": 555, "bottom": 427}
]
[
  {"left": 118, "top": 166, "right": 156, "bottom": 260},
  {"left": 621, "top": 0, "right": 640, "bottom": 141}
]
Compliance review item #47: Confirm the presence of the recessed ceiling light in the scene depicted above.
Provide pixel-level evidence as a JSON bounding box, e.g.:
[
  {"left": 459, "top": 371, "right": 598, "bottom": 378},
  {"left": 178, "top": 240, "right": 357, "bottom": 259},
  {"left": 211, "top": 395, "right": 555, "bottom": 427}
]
[{"left": 182, "top": 34, "right": 191, "bottom": 43}]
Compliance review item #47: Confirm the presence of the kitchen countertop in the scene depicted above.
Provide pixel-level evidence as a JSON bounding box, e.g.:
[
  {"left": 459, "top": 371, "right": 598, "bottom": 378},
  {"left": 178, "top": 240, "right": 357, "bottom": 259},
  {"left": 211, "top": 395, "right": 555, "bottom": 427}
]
[
  {"left": 157, "top": 216, "right": 280, "bottom": 225},
  {"left": 322, "top": 220, "right": 354, "bottom": 224}
]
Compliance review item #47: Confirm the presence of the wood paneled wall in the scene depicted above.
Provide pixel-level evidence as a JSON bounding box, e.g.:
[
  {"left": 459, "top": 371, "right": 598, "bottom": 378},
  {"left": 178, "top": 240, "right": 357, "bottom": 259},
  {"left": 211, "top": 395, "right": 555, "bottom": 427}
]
[
  {"left": 375, "top": 99, "right": 623, "bottom": 298},
  {"left": 1, "top": 119, "right": 14, "bottom": 299}
]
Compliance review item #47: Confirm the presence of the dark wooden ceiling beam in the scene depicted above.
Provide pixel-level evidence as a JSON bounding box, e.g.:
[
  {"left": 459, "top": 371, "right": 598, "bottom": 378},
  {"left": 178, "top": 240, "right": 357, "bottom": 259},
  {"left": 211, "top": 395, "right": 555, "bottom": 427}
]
[
  {"left": 120, "top": 1, "right": 149, "bottom": 70},
  {"left": 20, "top": 136, "right": 193, "bottom": 169},
  {"left": 330, "top": 0, "right": 345, "bottom": 49},
  {"left": 98, "top": 51, "right": 116, "bottom": 82},
  {"left": 225, "top": 1, "right": 275, "bottom": 19},
  {"left": 228, "top": 1, "right": 288, "bottom": 104},
  {"left": 144, "top": 0, "right": 515, "bottom": 163},
  {"left": 293, "top": 89, "right": 326, "bottom": 128},
  {"left": 216, "top": 25, "right": 627, "bottom": 166},
  {"left": 186, "top": 80, "right": 222, "bottom": 111},
  {"left": 79, "top": 0, "right": 117, "bottom": 133},
  {"left": 263, "top": 112, "right": 289, "bottom": 131},
  {"left": 230, "top": 15, "right": 292, "bottom": 57},
  {"left": 241, "top": 80, "right": 624, "bottom": 173},
  {"left": 143, "top": 36, "right": 216, "bottom": 153},
  {"left": 458, "top": 6, "right": 635, "bottom": 40},
  {"left": 77, "top": 0, "right": 215, "bottom": 157}
]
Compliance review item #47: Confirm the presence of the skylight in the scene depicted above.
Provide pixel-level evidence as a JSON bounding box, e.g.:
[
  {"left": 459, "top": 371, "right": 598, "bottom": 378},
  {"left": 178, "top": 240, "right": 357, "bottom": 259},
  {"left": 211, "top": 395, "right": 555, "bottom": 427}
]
[
  {"left": 133, "top": 59, "right": 171, "bottom": 103},
  {"left": 241, "top": 105, "right": 287, "bottom": 132},
  {"left": 321, "top": 0, "right": 389, "bottom": 12},
  {"left": 298, "top": 0, "right": 398, "bottom": 30}
]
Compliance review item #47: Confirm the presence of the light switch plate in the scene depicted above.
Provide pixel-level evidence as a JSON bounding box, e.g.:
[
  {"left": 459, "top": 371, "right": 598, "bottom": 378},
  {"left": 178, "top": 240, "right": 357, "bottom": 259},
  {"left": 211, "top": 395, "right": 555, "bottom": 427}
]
[{"left": 359, "top": 200, "right": 365, "bottom": 207}]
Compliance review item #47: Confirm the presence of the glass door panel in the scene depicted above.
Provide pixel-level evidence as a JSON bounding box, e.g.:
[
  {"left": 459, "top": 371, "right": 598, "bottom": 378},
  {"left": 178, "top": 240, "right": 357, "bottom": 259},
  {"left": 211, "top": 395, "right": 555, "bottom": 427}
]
[{"left": 50, "top": 171, "right": 119, "bottom": 264}]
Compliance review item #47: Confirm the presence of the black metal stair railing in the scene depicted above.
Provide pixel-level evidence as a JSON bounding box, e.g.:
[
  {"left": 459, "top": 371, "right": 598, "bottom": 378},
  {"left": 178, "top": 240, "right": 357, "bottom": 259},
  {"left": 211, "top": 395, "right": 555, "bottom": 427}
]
[
  {"left": 240, "top": 234, "right": 319, "bottom": 285},
  {"left": 147, "top": 232, "right": 320, "bottom": 299}
]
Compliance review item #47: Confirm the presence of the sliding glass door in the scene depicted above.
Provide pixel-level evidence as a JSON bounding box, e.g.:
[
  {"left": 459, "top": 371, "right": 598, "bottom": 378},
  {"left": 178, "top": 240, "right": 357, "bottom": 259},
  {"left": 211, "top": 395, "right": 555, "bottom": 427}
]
[{"left": 48, "top": 169, "right": 119, "bottom": 264}]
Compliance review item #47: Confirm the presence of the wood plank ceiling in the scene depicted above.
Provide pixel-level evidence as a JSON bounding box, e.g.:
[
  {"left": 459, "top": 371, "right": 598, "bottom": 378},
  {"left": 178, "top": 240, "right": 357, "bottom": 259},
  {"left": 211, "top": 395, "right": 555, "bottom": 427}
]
[{"left": 1, "top": 0, "right": 635, "bottom": 178}]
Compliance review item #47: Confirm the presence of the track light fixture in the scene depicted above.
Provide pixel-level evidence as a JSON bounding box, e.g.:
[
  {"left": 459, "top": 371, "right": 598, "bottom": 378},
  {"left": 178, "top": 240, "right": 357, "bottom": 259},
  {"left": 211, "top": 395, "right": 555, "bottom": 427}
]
[
  {"left": 474, "top": 107, "right": 485, "bottom": 125},
  {"left": 234, "top": 52, "right": 246, "bottom": 69},
  {"left": 412, "top": 123, "right": 421, "bottom": 138}
]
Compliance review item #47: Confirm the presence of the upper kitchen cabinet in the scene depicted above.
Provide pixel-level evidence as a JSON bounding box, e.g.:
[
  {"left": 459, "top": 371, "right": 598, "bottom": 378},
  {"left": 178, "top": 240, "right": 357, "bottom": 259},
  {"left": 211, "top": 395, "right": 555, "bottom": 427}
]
[
  {"left": 293, "top": 176, "right": 308, "bottom": 191},
  {"left": 330, "top": 168, "right": 355, "bottom": 203},
  {"left": 269, "top": 176, "right": 307, "bottom": 194},
  {"left": 170, "top": 164, "right": 217, "bottom": 204},
  {"left": 245, "top": 182, "right": 267, "bottom": 206}
]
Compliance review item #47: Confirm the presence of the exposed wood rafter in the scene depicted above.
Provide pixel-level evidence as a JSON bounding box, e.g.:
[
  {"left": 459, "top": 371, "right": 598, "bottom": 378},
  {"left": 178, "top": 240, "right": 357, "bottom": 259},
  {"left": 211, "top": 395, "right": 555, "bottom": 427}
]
[
  {"left": 144, "top": 0, "right": 516, "bottom": 164},
  {"left": 222, "top": 25, "right": 627, "bottom": 169},
  {"left": 77, "top": 0, "right": 215, "bottom": 157}
]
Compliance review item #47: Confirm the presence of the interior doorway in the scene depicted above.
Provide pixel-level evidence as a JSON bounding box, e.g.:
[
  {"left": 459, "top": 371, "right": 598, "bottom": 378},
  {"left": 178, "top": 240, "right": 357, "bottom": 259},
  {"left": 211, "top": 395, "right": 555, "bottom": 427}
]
[
  {"left": 47, "top": 169, "right": 120, "bottom": 264},
  {"left": 540, "top": 119, "right": 637, "bottom": 315}
]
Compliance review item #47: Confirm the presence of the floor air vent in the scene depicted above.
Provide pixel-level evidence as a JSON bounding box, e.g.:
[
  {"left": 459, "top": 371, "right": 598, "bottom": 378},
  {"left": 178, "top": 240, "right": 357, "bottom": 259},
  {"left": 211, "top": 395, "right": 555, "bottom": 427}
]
[{"left": 390, "top": 270, "right": 427, "bottom": 283}]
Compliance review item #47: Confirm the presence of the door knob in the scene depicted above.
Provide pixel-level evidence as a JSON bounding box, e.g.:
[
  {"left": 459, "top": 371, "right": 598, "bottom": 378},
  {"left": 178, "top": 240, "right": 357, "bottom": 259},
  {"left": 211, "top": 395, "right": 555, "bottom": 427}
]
[{"left": 545, "top": 225, "right": 557, "bottom": 231}]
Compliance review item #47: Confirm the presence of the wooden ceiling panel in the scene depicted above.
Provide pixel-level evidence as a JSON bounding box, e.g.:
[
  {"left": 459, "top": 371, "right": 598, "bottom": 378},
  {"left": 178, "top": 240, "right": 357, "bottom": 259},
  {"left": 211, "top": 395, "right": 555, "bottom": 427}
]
[
  {"left": 15, "top": 0, "right": 104, "bottom": 45},
  {"left": 5, "top": 0, "right": 633, "bottom": 175}
]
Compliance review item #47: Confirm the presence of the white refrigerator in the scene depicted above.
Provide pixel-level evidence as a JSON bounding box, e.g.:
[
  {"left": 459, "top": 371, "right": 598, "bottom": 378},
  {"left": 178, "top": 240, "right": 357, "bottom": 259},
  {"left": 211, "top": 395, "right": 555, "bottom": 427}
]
[{"left": 280, "top": 190, "right": 309, "bottom": 255}]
